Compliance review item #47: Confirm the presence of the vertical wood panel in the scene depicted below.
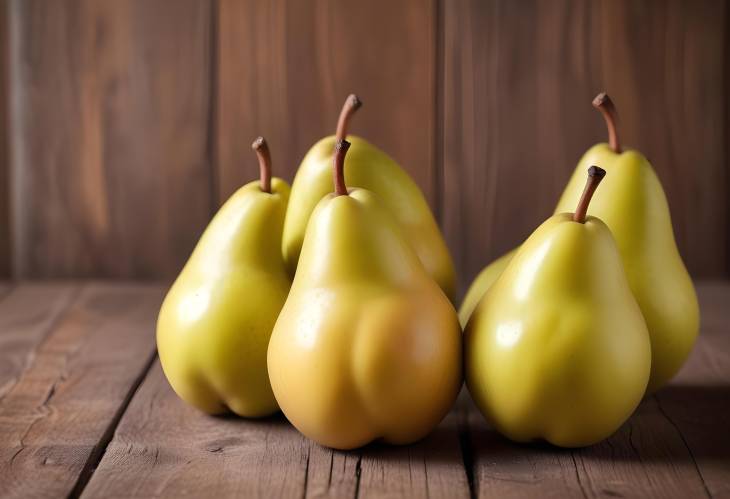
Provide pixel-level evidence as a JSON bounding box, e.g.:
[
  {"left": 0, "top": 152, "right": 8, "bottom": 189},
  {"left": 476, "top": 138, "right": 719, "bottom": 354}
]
[
  {"left": 8, "top": 0, "right": 213, "bottom": 279},
  {"left": 216, "top": 0, "right": 438, "bottom": 209},
  {"left": 442, "top": 0, "right": 728, "bottom": 297},
  {"left": 0, "top": 0, "right": 10, "bottom": 278}
]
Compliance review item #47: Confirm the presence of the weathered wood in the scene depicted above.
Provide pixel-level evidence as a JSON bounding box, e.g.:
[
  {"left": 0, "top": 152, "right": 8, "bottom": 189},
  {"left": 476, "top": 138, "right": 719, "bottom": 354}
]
[
  {"left": 0, "top": 283, "right": 164, "bottom": 499},
  {"left": 0, "top": 284, "right": 79, "bottom": 399},
  {"left": 216, "top": 0, "right": 438, "bottom": 208},
  {"left": 652, "top": 283, "right": 730, "bottom": 497},
  {"left": 0, "top": 0, "right": 9, "bottom": 278},
  {"left": 8, "top": 0, "right": 213, "bottom": 279},
  {"left": 82, "top": 362, "right": 310, "bottom": 498},
  {"left": 442, "top": 0, "right": 728, "bottom": 297},
  {"left": 84, "top": 361, "right": 469, "bottom": 498}
]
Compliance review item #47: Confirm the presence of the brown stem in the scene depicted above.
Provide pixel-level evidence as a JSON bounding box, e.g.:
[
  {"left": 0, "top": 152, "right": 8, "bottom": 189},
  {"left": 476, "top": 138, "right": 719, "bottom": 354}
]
[
  {"left": 335, "top": 94, "right": 362, "bottom": 141},
  {"left": 251, "top": 136, "right": 272, "bottom": 193},
  {"left": 333, "top": 139, "right": 351, "bottom": 196},
  {"left": 592, "top": 92, "right": 621, "bottom": 153},
  {"left": 572, "top": 166, "right": 607, "bottom": 223}
]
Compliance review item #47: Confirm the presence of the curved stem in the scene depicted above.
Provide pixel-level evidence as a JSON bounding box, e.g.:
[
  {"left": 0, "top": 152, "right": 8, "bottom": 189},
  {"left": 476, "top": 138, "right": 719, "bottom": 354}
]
[
  {"left": 251, "top": 136, "right": 272, "bottom": 193},
  {"left": 333, "top": 139, "right": 351, "bottom": 196},
  {"left": 592, "top": 92, "right": 621, "bottom": 153},
  {"left": 335, "top": 94, "right": 362, "bottom": 141},
  {"left": 573, "top": 166, "right": 607, "bottom": 223}
]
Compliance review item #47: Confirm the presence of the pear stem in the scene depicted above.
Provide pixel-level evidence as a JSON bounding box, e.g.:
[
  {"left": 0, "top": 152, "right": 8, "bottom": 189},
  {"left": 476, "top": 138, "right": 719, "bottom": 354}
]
[
  {"left": 333, "top": 139, "right": 351, "bottom": 196},
  {"left": 252, "top": 136, "right": 272, "bottom": 193},
  {"left": 593, "top": 92, "right": 621, "bottom": 153},
  {"left": 335, "top": 94, "right": 362, "bottom": 141},
  {"left": 573, "top": 166, "right": 607, "bottom": 223}
]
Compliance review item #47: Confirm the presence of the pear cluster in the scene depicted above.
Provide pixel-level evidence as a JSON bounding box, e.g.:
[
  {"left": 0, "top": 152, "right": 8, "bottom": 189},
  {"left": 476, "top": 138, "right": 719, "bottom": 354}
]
[{"left": 156, "top": 92, "right": 698, "bottom": 450}]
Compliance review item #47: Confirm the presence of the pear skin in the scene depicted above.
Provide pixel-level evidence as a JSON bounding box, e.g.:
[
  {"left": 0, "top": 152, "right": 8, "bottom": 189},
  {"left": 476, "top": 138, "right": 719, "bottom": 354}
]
[
  {"left": 554, "top": 94, "right": 699, "bottom": 392},
  {"left": 458, "top": 249, "right": 515, "bottom": 327},
  {"left": 269, "top": 140, "right": 462, "bottom": 450},
  {"left": 157, "top": 138, "right": 290, "bottom": 417},
  {"left": 465, "top": 168, "right": 651, "bottom": 447},
  {"left": 282, "top": 95, "right": 456, "bottom": 300}
]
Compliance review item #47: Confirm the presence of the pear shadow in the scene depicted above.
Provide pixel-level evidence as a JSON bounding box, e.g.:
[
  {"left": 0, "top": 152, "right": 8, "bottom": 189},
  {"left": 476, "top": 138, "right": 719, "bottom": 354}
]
[{"left": 465, "top": 384, "right": 730, "bottom": 464}]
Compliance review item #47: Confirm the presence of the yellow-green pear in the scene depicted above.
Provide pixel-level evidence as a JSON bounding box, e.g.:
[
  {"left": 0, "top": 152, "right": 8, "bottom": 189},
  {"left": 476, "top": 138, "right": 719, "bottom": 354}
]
[
  {"left": 460, "top": 93, "right": 699, "bottom": 392},
  {"left": 458, "top": 249, "right": 515, "bottom": 327},
  {"left": 268, "top": 140, "right": 462, "bottom": 450},
  {"left": 554, "top": 93, "right": 698, "bottom": 392},
  {"left": 282, "top": 95, "right": 456, "bottom": 300},
  {"left": 465, "top": 167, "right": 651, "bottom": 448},
  {"left": 157, "top": 137, "right": 290, "bottom": 417}
]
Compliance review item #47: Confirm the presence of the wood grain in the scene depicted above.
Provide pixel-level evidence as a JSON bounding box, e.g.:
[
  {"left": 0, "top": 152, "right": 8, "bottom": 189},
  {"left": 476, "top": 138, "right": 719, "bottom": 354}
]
[
  {"left": 442, "top": 0, "right": 728, "bottom": 297},
  {"left": 0, "top": 284, "right": 79, "bottom": 399},
  {"left": 84, "top": 361, "right": 469, "bottom": 498},
  {"left": 216, "top": 0, "right": 438, "bottom": 208},
  {"left": 8, "top": 0, "right": 213, "bottom": 279},
  {"left": 0, "top": 283, "right": 164, "bottom": 499},
  {"left": 0, "top": 0, "right": 9, "bottom": 278}
]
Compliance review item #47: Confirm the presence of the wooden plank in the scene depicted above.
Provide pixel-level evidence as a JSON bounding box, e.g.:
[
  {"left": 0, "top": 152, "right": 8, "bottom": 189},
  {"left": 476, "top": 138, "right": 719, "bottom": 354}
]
[
  {"left": 216, "top": 0, "right": 438, "bottom": 208},
  {"left": 652, "top": 283, "right": 730, "bottom": 497},
  {"left": 84, "top": 359, "right": 469, "bottom": 498},
  {"left": 442, "top": 0, "right": 728, "bottom": 297},
  {"left": 0, "top": 0, "right": 9, "bottom": 278},
  {"left": 82, "top": 362, "right": 310, "bottom": 498},
  {"left": 8, "top": 0, "right": 213, "bottom": 279},
  {"left": 0, "top": 283, "right": 164, "bottom": 499},
  {"left": 0, "top": 284, "right": 79, "bottom": 399}
]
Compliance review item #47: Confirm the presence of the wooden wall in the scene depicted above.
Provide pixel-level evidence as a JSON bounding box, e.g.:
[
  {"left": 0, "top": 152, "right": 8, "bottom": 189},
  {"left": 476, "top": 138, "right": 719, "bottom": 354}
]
[{"left": 1, "top": 0, "right": 728, "bottom": 296}]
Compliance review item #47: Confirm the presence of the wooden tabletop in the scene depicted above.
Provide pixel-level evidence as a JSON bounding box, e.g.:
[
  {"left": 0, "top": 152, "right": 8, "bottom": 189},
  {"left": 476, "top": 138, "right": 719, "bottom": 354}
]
[{"left": 0, "top": 282, "right": 728, "bottom": 498}]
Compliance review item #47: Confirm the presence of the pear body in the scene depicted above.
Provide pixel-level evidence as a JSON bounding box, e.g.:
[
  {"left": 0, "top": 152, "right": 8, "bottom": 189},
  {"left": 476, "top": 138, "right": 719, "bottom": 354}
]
[
  {"left": 465, "top": 214, "right": 651, "bottom": 447},
  {"left": 157, "top": 178, "right": 291, "bottom": 417},
  {"left": 458, "top": 250, "right": 515, "bottom": 327},
  {"left": 269, "top": 189, "right": 462, "bottom": 450},
  {"left": 555, "top": 145, "right": 699, "bottom": 392},
  {"left": 282, "top": 136, "right": 456, "bottom": 300}
]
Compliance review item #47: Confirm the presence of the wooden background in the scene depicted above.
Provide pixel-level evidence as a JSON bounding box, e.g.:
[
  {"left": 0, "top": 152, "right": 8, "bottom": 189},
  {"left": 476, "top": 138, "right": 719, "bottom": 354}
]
[{"left": 1, "top": 0, "right": 727, "bottom": 297}]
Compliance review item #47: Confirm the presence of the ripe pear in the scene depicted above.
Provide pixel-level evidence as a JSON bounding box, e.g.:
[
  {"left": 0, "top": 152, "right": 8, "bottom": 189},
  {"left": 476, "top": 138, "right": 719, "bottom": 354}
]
[
  {"left": 458, "top": 249, "right": 515, "bottom": 327},
  {"left": 282, "top": 95, "right": 456, "bottom": 300},
  {"left": 268, "top": 140, "right": 462, "bottom": 450},
  {"left": 460, "top": 93, "right": 699, "bottom": 392},
  {"left": 157, "top": 138, "right": 290, "bottom": 417},
  {"left": 465, "top": 167, "right": 651, "bottom": 447},
  {"left": 554, "top": 94, "right": 699, "bottom": 392}
]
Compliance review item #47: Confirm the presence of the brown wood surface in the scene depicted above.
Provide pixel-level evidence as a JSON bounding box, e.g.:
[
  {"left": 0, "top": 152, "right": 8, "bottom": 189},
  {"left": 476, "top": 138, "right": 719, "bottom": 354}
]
[
  {"left": 7, "top": 0, "right": 213, "bottom": 279},
  {"left": 215, "top": 0, "right": 438, "bottom": 207},
  {"left": 0, "top": 281, "right": 692, "bottom": 497},
  {"left": 442, "top": 0, "right": 728, "bottom": 296},
  {"left": 0, "top": 283, "right": 164, "bottom": 499},
  {"left": 0, "top": 0, "right": 9, "bottom": 278}
]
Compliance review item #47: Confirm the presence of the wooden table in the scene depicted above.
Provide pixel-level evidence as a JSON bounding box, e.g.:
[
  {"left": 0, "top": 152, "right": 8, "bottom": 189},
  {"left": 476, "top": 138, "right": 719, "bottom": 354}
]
[{"left": 0, "top": 282, "right": 728, "bottom": 498}]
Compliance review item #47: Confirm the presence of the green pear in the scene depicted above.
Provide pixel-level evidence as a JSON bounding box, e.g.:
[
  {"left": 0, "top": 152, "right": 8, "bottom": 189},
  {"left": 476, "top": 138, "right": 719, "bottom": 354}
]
[
  {"left": 466, "top": 167, "right": 651, "bottom": 447},
  {"left": 268, "top": 140, "right": 462, "bottom": 450},
  {"left": 282, "top": 95, "right": 456, "bottom": 300},
  {"left": 458, "top": 249, "right": 515, "bottom": 327},
  {"left": 460, "top": 93, "right": 699, "bottom": 392},
  {"left": 157, "top": 137, "right": 290, "bottom": 417}
]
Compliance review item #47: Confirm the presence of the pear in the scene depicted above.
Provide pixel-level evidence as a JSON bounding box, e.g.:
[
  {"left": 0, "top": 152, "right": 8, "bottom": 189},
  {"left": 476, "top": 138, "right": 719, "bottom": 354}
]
[
  {"left": 465, "top": 167, "right": 651, "bottom": 447},
  {"left": 157, "top": 137, "right": 290, "bottom": 417},
  {"left": 458, "top": 249, "right": 515, "bottom": 327},
  {"left": 554, "top": 93, "right": 699, "bottom": 392},
  {"left": 268, "top": 140, "right": 462, "bottom": 450},
  {"left": 460, "top": 93, "right": 699, "bottom": 392},
  {"left": 282, "top": 95, "right": 456, "bottom": 300}
]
